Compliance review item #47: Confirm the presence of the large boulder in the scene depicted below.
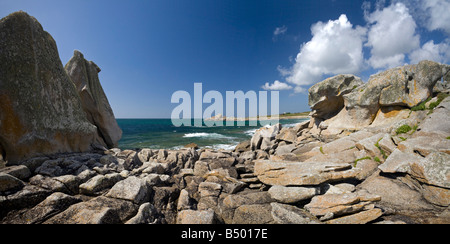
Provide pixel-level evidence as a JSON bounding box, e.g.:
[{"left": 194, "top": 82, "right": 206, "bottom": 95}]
[
  {"left": 350, "top": 60, "right": 450, "bottom": 110},
  {"left": 0, "top": 11, "right": 101, "bottom": 163},
  {"left": 254, "top": 160, "right": 357, "bottom": 186},
  {"left": 310, "top": 61, "right": 450, "bottom": 133},
  {"left": 308, "top": 74, "right": 363, "bottom": 120},
  {"left": 250, "top": 123, "right": 282, "bottom": 151},
  {"left": 65, "top": 50, "right": 122, "bottom": 148}
]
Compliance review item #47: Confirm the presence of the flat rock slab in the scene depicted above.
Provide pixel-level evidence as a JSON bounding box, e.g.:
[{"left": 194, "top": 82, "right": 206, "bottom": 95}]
[
  {"left": 44, "top": 196, "right": 137, "bottom": 224},
  {"left": 325, "top": 208, "right": 382, "bottom": 224},
  {"left": 254, "top": 160, "right": 356, "bottom": 186}
]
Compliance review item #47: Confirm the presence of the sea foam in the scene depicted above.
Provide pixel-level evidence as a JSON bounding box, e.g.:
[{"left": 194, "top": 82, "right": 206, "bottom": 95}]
[{"left": 183, "top": 132, "right": 231, "bottom": 139}]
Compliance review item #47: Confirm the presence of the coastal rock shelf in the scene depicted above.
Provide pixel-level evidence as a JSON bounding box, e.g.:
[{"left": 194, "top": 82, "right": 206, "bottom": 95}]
[
  {"left": 1, "top": 11, "right": 450, "bottom": 224},
  {"left": 2, "top": 86, "right": 450, "bottom": 223}
]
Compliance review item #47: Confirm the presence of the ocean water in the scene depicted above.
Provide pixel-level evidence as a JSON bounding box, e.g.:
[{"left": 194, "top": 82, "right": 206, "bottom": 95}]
[{"left": 117, "top": 118, "right": 308, "bottom": 150}]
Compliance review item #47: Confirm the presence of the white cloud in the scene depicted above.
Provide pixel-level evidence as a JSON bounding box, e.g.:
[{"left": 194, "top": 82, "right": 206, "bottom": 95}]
[
  {"left": 280, "top": 14, "right": 366, "bottom": 91},
  {"left": 262, "top": 80, "right": 293, "bottom": 91},
  {"left": 409, "top": 40, "right": 450, "bottom": 64},
  {"left": 273, "top": 25, "right": 287, "bottom": 41},
  {"left": 365, "top": 3, "right": 420, "bottom": 69},
  {"left": 293, "top": 86, "right": 306, "bottom": 94},
  {"left": 392, "top": 0, "right": 450, "bottom": 36},
  {"left": 422, "top": 0, "right": 450, "bottom": 35},
  {"left": 265, "top": 1, "right": 448, "bottom": 97},
  {"left": 274, "top": 25, "right": 287, "bottom": 36}
]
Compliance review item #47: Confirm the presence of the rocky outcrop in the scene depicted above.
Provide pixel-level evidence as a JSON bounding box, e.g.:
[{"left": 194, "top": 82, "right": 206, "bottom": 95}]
[
  {"left": 309, "top": 74, "right": 364, "bottom": 120},
  {"left": 312, "top": 60, "right": 450, "bottom": 135},
  {"left": 0, "top": 12, "right": 121, "bottom": 164},
  {"left": 0, "top": 11, "right": 99, "bottom": 163},
  {"left": 65, "top": 50, "right": 122, "bottom": 148}
]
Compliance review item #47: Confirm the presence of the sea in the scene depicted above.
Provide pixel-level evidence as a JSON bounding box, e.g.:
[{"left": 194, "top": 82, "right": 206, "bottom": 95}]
[{"left": 117, "top": 118, "right": 309, "bottom": 151}]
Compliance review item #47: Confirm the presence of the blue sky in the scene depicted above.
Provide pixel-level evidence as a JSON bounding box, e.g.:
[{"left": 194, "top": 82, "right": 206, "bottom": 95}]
[{"left": 1, "top": 0, "right": 449, "bottom": 118}]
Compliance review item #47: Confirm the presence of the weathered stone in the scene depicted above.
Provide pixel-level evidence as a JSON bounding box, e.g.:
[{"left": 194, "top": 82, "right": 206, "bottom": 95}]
[
  {"left": 304, "top": 191, "right": 381, "bottom": 218},
  {"left": 0, "top": 11, "right": 99, "bottom": 163},
  {"left": 79, "top": 173, "right": 122, "bottom": 195},
  {"left": 125, "top": 202, "right": 159, "bottom": 224},
  {"left": 408, "top": 152, "right": 450, "bottom": 189},
  {"left": 234, "top": 140, "right": 251, "bottom": 153},
  {"left": 0, "top": 185, "right": 51, "bottom": 219},
  {"left": 355, "top": 133, "right": 386, "bottom": 159},
  {"left": 0, "top": 165, "right": 31, "bottom": 180},
  {"left": 0, "top": 173, "right": 24, "bottom": 193},
  {"left": 274, "top": 144, "right": 296, "bottom": 156},
  {"left": 276, "top": 127, "right": 297, "bottom": 143},
  {"left": 34, "top": 159, "right": 64, "bottom": 177},
  {"left": 359, "top": 171, "right": 436, "bottom": 213},
  {"left": 151, "top": 186, "right": 180, "bottom": 224},
  {"left": 369, "top": 106, "right": 411, "bottom": 129},
  {"left": 198, "top": 182, "right": 222, "bottom": 198},
  {"left": 416, "top": 96, "right": 450, "bottom": 137},
  {"left": 377, "top": 133, "right": 397, "bottom": 156},
  {"left": 251, "top": 123, "right": 282, "bottom": 151},
  {"left": 199, "top": 150, "right": 230, "bottom": 160},
  {"left": 3, "top": 192, "right": 81, "bottom": 224},
  {"left": 141, "top": 161, "right": 166, "bottom": 174},
  {"left": 220, "top": 191, "right": 273, "bottom": 224},
  {"left": 239, "top": 151, "right": 255, "bottom": 160},
  {"left": 106, "top": 176, "right": 151, "bottom": 204},
  {"left": 29, "top": 174, "right": 74, "bottom": 194},
  {"left": 176, "top": 209, "right": 217, "bottom": 224},
  {"left": 177, "top": 189, "right": 194, "bottom": 211},
  {"left": 325, "top": 208, "right": 382, "bottom": 224},
  {"left": 305, "top": 193, "right": 360, "bottom": 216},
  {"left": 380, "top": 149, "right": 450, "bottom": 189},
  {"left": 309, "top": 74, "right": 364, "bottom": 120},
  {"left": 398, "top": 135, "right": 450, "bottom": 157},
  {"left": 268, "top": 185, "right": 319, "bottom": 203},
  {"left": 270, "top": 202, "right": 321, "bottom": 224},
  {"left": 45, "top": 196, "right": 138, "bottom": 224},
  {"left": 65, "top": 50, "right": 122, "bottom": 148},
  {"left": 54, "top": 174, "right": 82, "bottom": 194},
  {"left": 254, "top": 160, "right": 356, "bottom": 186},
  {"left": 320, "top": 137, "right": 357, "bottom": 155},
  {"left": 232, "top": 204, "right": 275, "bottom": 224}
]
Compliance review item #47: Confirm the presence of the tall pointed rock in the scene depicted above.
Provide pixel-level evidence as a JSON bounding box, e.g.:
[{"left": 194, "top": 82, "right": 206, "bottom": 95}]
[{"left": 65, "top": 50, "right": 122, "bottom": 148}]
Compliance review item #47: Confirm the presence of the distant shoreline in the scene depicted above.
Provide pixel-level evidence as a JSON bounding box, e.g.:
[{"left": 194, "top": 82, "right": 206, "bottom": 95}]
[
  {"left": 116, "top": 113, "right": 312, "bottom": 121},
  {"left": 204, "top": 112, "right": 311, "bottom": 122}
]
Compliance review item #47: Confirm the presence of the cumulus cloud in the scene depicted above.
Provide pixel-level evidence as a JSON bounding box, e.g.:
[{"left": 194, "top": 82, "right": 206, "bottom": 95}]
[
  {"left": 264, "top": 1, "right": 449, "bottom": 96},
  {"left": 409, "top": 40, "right": 450, "bottom": 64},
  {"left": 280, "top": 14, "right": 366, "bottom": 92},
  {"left": 421, "top": 0, "right": 450, "bottom": 35},
  {"left": 365, "top": 2, "right": 420, "bottom": 69},
  {"left": 262, "top": 80, "right": 293, "bottom": 91}
]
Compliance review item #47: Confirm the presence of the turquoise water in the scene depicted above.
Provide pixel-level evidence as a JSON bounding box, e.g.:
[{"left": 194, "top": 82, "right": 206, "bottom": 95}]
[{"left": 117, "top": 118, "right": 308, "bottom": 150}]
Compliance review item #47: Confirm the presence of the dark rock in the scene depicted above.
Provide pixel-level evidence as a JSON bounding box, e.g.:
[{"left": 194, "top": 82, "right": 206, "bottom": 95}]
[{"left": 0, "top": 12, "right": 99, "bottom": 164}]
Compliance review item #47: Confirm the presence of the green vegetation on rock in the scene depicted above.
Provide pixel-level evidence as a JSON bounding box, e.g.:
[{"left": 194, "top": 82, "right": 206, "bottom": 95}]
[{"left": 396, "top": 124, "right": 412, "bottom": 135}]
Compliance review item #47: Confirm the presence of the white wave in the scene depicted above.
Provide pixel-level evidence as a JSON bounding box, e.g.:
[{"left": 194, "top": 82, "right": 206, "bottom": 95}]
[
  {"left": 204, "top": 144, "right": 236, "bottom": 151},
  {"left": 244, "top": 129, "right": 257, "bottom": 136},
  {"left": 283, "top": 123, "right": 298, "bottom": 128},
  {"left": 183, "top": 132, "right": 232, "bottom": 139}
]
